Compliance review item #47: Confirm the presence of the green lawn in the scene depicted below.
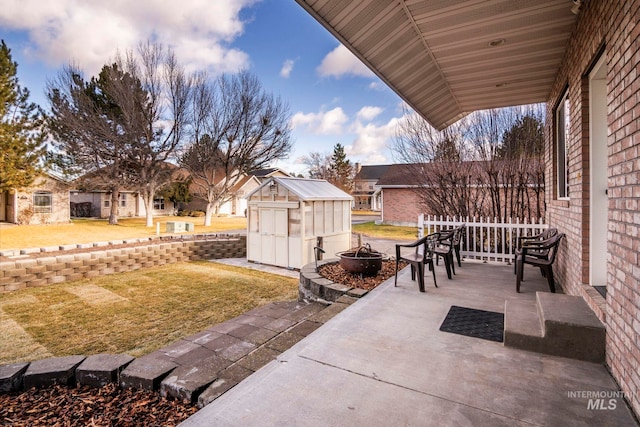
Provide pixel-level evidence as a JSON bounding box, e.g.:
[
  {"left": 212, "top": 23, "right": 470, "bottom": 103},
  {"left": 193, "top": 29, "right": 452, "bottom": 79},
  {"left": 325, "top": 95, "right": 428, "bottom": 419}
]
[
  {"left": 0, "top": 216, "right": 247, "bottom": 250},
  {"left": 0, "top": 262, "right": 297, "bottom": 365},
  {"left": 352, "top": 221, "right": 418, "bottom": 240}
]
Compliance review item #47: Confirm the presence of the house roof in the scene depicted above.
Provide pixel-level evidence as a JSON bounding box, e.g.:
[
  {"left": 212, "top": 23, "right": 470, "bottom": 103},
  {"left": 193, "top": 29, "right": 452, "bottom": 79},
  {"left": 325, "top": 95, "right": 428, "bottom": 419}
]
[
  {"left": 248, "top": 168, "right": 292, "bottom": 178},
  {"left": 232, "top": 174, "right": 260, "bottom": 192},
  {"left": 377, "top": 161, "right": 543, "bottom": 187},
  {"left": 247, "top": 177, "right": 353, "bottom": 201},
  {"left": 376, "top": 163, "right": 429, "bottom": 187},
  {"left": 354, "top": 164, "right": 392, "bottom": 181},
  {"left": 295, "top": 0, "right": 578, "bottom": 130},
  {"left": 73, "top": 162, "right": 183, "bottom": 192}
]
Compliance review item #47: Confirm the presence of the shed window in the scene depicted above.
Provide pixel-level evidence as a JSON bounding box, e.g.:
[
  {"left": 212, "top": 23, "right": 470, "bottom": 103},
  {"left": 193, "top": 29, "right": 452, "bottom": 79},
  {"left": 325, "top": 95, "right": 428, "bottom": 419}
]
[
  {"left": 33, "top": 192, "right": 52, "bottom": 213},
  {"left": 555, "top": 90, "right": 570, "bottom": 199},
  {"left": 324, "top": 201, "right": 334, "bottom": 233},
  {"left": 304, "top": 203, "right": 313, "bottom": 235},
  {"left": 249, "top": 207, "right": 259, "bottom": 232},
  {"left": 333, "top": 201, "right": 343, "bottom": 232},
  {"left": 343, "top": 201, "right": 350, "bottom": 229},
  {"left": 289, "top": 208, "right": 301, "bottom": 237},
  {"left": 314, "top": 201, "right": 324, "bottom": 235}
]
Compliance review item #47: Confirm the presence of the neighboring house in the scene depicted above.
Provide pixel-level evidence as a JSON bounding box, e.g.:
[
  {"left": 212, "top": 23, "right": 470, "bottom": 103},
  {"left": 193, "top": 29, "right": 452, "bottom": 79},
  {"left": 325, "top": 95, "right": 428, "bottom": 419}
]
[
  {"left": 352, "top": 163, "right": 390, "bottom": 211},
  {"left": 185, "top": 168, "right": 290, "bottom": 216},
  {"left": 375, "top": 164, "right": 421, "bottom": 226},
  {"left": 299, "top": 0, "right": 640, "bottom": 415},
  {"left": 70, "top": 164, "right": 182, "bottom": 218},
  {"left": 377, "top": 162, "right": 545, "bottom": 225},
  {"left": 248, "top": 168, "right": 292, "bottom": 182},
  {"left": 218, "top": 175, "right": 260, "bottom": 217},
  {"left": 0, "top": 173, "right": 70, "bottom": 224},
  {"left": 72, "top": 165, "right": 274, "bottom": 219},
  {"left": 70, "top": 189, "right": 175, "bottom": 219},
  {"left": 184, "top": 173, "right": 261, "bottom": 217}
]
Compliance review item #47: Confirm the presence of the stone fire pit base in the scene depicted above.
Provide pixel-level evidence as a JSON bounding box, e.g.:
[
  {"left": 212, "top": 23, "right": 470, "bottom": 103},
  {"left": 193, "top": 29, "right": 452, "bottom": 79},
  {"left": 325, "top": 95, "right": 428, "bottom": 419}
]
[{"left": 298, "top": 259, "right": 370, "bottom": 304}]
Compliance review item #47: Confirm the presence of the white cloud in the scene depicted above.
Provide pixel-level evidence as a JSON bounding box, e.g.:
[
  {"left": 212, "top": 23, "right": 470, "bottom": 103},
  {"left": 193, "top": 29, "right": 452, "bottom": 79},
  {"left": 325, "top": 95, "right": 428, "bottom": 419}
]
[
  {"left": 280, "top": 59, "right": 295, "bottom": 78},
  {"left": 291, "top": 107, "right": 348, "bottom": 135},
  {"left": 0, "top": 0, "right": 258, "bottom": 75},
  {"left": 317, "top": 44, "right": 374, "bottom": 78},
  {"left": 290, "top": 104, "right": 409, "bottom": 164},
  {"left": 347, "top": 116, "right": 401, "bottom": 163},
  {"left": 356, "top": 106, "right": 383, "bottom": 122}
]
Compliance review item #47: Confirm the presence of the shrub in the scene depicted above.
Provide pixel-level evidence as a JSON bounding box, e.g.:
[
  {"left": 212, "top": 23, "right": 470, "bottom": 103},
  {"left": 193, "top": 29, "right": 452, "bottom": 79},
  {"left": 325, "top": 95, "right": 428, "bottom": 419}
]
[
  {"left": 18, "top": 207, "right": 34, "bottom": 225},
  {"left": 190, "top": 210, "right": 205, "bottom": 217}
]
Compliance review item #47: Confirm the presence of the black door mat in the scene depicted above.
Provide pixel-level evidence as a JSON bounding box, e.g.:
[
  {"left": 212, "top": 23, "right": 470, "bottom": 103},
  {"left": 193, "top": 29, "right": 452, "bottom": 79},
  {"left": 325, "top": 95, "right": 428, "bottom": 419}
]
[{"left": 439, "top": 305, "right": 504, "bottom": 342}]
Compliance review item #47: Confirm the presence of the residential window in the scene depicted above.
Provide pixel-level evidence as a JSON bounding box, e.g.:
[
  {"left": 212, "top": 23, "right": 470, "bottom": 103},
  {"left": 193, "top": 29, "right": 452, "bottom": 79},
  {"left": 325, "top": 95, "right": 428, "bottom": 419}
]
[
  {"left": 104, "top": 199, "right": 110, "bottom": 208},
  {"left": 153, "top": 198, "right": 165, "bottom": 210},
  {"left": 33, "top": 192, "right": 52, "bottom": 213},
  {"left": 555, "top": 90, "right": 570, "bottom": 199},
  {"left": 120, "top": 193, "right": 127, "bottom": 207}
]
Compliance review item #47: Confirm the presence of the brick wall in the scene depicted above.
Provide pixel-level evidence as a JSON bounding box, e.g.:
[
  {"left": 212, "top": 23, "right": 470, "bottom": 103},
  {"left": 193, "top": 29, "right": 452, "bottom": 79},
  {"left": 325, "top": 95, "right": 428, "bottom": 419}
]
[
  {"left": 0, "top": 236, "right": 247, "bottom": 293},
  {"left": 546, "top": 0, "right": 640, "bottom": 416},
  {"left": 381, "top": 188, "right": 422, "bottom": 225}
]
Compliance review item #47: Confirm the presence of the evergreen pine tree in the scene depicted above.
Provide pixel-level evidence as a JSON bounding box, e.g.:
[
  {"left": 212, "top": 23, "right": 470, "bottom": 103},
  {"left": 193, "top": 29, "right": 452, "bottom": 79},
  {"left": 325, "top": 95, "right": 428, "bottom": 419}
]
[
  {"left": 328, "top": 143, "right": 354, "bottom": 192},
  {"left": 0, "top": 40, "right": 46, "bottom": 190}
]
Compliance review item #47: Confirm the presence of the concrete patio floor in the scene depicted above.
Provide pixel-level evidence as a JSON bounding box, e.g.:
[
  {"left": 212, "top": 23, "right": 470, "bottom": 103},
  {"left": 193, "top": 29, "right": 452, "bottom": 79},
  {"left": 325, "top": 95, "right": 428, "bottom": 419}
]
[{"left": 181, "top": 259, "right": 638, "bottom": 426}]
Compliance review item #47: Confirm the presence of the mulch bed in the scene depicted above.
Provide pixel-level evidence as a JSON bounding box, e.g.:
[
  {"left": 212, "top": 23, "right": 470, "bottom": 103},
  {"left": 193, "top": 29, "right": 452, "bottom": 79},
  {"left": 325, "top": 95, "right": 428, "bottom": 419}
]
[
  {"left": 318, "top": 259, "right": 407, "bottom": 291},
  {"left": 0, "top": 384, "right": 198, "bottom": 426}
]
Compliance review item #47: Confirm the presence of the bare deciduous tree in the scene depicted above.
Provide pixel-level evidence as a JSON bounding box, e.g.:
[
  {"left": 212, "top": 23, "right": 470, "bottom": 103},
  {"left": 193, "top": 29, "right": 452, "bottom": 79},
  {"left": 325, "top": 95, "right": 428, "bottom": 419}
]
[
  {"left": 47, "top": 41, "right": 192, "bottom": 226},
  {"left": 392, "top": 106, "right": 485, "bottom": 217},
  {"left": 119, "top": 42, "right": 192, "bottom": 227},
  {"left": 180, "top": 71, "right": 292, "bottom": 226},
  {"left": 392, "top": 104, "right": 545, "bottom": 220},
  {"left": 300, "top": 151, "right": 332, "bottom": 179},
  {"left": 467, "top": 106, "right": 545, "bottom": 219}
]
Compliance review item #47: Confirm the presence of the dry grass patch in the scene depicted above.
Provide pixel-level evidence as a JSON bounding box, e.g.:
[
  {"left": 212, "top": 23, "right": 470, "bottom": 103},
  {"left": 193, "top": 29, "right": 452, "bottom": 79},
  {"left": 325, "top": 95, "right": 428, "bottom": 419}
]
[
  {"left": 352, "top": 221, "right": 418, "bottom": 240},
  {"left": 0, "top": 216, "right": 247, "bottom": 250},
  {"left": 0, "top": 262, "right": 297, "bottom": 365}
]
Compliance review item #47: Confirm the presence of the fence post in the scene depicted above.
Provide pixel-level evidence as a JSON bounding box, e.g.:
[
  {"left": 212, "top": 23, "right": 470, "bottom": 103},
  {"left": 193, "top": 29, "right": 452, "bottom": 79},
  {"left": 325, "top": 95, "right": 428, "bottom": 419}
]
[{"left": 418, "top": 213, "right": 424, "bottom": 238}]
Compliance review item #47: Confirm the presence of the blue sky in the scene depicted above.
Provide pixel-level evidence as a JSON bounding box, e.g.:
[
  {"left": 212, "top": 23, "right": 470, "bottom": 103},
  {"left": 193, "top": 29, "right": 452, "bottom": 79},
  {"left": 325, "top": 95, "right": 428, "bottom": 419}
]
[{"left": 0, "top": 0, "right": 406, "bottom": 175}]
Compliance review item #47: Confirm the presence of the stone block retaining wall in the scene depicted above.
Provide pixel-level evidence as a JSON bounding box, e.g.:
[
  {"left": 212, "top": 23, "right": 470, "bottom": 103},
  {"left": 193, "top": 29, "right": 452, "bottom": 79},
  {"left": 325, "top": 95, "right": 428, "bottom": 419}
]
[
  {"left": 298, "top": 259, "right": 369, "bottom": 303},
  {"left": 0, "top": 235, "right": 246, "bottom": 293}
]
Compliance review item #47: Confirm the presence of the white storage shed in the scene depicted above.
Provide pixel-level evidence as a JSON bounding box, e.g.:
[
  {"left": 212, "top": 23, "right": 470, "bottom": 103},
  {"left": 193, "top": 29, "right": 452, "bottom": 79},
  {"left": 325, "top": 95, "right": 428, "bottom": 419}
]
[{"left": 246, "top": 177, "right": 352, "bottom": 269}]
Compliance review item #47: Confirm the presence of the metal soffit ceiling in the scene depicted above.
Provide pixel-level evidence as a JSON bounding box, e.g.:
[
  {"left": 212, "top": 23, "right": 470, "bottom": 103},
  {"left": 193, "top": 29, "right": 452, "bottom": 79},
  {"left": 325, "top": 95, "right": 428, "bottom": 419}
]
[{"left": 295, "top": 0, "right": 578, "bottom": 130}]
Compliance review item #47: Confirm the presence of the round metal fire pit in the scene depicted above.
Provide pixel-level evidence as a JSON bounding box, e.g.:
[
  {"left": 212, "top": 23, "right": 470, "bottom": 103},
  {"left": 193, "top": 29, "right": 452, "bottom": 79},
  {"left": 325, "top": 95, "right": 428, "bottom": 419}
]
[{"left": 336, "top": 246, "right": 385, "bottom": 276}]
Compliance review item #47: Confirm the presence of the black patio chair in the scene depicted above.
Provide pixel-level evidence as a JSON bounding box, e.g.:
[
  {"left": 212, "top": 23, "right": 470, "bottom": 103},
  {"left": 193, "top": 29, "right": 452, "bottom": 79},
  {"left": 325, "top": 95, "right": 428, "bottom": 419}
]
[
  {"left": 434, "top": 229, "right": 456, "bottom": 279},
  {"left": 451, "top": 224, "right": 465, "bottom": 268},
  {"left": 395, "top": 232, "right": 439, "bottom": 292},
  {"left": 513, "top": 228, "right": 558, "bottom": 274},
  {"left": 516, "top": 233, "right": 565, "bottom": 293}
]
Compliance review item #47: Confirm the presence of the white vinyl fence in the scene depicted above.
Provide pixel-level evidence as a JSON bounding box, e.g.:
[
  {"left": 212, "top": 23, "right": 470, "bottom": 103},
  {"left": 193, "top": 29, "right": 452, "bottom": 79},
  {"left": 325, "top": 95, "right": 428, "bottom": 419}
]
[{"left": 418, "top": 214, "right": 548, "bottom": 263}]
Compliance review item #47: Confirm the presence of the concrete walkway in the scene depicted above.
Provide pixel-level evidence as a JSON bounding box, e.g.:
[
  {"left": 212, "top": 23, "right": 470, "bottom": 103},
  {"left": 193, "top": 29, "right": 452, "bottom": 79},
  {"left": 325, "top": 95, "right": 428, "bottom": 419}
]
[
  {"left": 181, "top": 259, "right": 638, "bottom": 426},
  {"left": 211, "top": 258, "right": 299, "bottom": 279}
]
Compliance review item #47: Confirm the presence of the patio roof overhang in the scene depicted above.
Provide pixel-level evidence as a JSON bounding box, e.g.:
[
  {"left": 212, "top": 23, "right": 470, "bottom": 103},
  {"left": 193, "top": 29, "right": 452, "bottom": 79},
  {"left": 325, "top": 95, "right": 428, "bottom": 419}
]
[{"left": 295, "top": 0, "right": 578, "bottom": 130}]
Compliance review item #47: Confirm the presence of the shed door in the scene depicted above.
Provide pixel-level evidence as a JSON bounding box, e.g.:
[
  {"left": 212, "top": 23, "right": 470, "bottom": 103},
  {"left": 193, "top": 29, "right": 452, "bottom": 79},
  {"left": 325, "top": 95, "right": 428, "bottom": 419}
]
[{"left": 260, "top": 208, "right": 288, "bottom": 267}]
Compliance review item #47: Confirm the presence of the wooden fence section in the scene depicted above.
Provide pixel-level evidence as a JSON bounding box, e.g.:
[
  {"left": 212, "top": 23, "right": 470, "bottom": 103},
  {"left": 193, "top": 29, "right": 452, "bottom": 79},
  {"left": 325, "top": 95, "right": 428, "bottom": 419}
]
[{"left": 418, "top": 214, "right": 548, "bottom": 263}]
